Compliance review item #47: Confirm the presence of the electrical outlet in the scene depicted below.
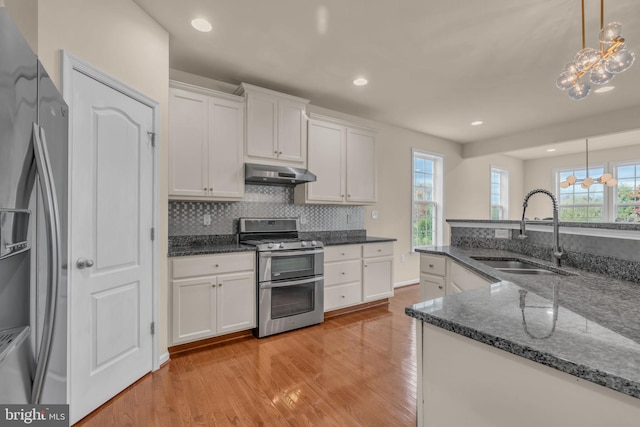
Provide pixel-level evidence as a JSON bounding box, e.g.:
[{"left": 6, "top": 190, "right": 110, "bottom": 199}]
[
  {"left": 203, "top": 213, "right": 212, "bottom": 226},
  {"left": 401, "top": 254, "right": 406, "bottom": 263},
  {"left": 300, "top": 215, "right": 308, "bottom": 225},
  {"left": 494, "top": 229, "right": 510, "bottom": 239},
  {"left": 372, "top": 210, "right": 379, "bottom": 219},
  {"left": 346, "top": 214, "right": 352, "bottom": 224}
]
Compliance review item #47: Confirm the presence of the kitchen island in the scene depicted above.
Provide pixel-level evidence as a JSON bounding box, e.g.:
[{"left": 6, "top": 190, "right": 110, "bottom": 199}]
[{"left": 406, "top": 246, "right": 640, "bottom": 427}]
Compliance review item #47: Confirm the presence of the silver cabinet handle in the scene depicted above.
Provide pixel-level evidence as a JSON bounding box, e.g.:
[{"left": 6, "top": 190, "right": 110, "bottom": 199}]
[
  {"left": 438, "top": 285, "right": 443, "bottom": 290},
  {"left": 76, "top": 258, "right": 95, "bottom": 269},
  {"left": 429, "top": 264, "right": 434, "bottom": 268}
]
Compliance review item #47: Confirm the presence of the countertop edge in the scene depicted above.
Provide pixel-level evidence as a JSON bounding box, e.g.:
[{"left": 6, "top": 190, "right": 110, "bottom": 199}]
[{"left": 405, "top": 304, "right": 640, "bottom": 399}]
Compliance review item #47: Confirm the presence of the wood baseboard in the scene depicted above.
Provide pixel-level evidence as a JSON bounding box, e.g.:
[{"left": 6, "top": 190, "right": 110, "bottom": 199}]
[
  {"left": 168, "top": 329, "right": 254, "bottom": 356},
  {"left": 324, "top": 299, "right": 390, "bottom": 319}
]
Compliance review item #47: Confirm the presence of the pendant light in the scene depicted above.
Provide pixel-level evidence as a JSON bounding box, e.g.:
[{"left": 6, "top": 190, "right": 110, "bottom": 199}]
[
  {"left": 559, "top": 138, "right": 617, "bottom": 189},
  {"left": 556, "top": 0, "right": 635, "bottom": 100}
]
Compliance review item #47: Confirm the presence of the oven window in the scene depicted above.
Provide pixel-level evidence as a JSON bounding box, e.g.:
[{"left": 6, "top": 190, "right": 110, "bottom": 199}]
[
  {"left": 271, "top": 283, "right": 315, "bottom": 319},
  {"left": 271, "top": 255, "right": 313, "bottom": 276}
]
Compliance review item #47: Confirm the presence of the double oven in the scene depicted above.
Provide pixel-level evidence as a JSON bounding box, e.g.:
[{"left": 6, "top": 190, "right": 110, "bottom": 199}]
[{"left": 239, "top": 218, "right": 324, "bottom": 338}]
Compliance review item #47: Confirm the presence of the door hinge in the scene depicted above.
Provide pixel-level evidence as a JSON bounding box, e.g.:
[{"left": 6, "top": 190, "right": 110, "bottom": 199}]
[
  {"left": 151, "top": 227, "right": 155, "bottom": 241},
  {"left": 147, "top": 131, "right": 156, "bottom": 147},
  {"left": 150, "top": 322, "right": 155, "bottom": 335}
]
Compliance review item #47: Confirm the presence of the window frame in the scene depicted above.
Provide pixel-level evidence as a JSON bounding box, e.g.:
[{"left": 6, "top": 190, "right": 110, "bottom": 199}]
[
  {"left": 411, "top": 149, "right": 444, "bottom": 251},
  {"left": 554, "top": 163, "right": 609, "bottom": 222},
  {"left": 612, "top": 160, "right": 640, "bottom": 223},
  {"left": 490, "top": 167, "right": 509, "bottom": 220}
]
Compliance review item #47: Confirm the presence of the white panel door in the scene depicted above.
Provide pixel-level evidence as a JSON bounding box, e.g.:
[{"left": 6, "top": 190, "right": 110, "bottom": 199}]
[
  {"left": 168, "top": 88, "right": 208, "bottom": 198},
  {"left": 216, "top": 272, "right": 255, "bottom": 334},
  {"left": 70, "top": 70, "right": 154, "bottom": 422},
  {"left": 208, "top": 97, "right": 244, "bottom": 198},
  {"left": 172, "top": 277, "right": 216, "bottom": 344},
  {"left": 362, "top": 258, "right": 394, "bottom": 302},
  {"left": 346, "top": 128, "right": 377, "bottom": 203},
  {"left": 306, "top": 119, "right": 346, "bottom": 203},
  {"left": 245, "top": 92, "right": 277, "bottom": 160},
  {"left": 277, "top": 99, "right": 306, "bottom": 163}
]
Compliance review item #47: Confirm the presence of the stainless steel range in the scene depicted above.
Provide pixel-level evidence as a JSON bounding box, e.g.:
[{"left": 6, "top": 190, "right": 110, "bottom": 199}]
[{"left": 239, "top": 218, "right": 324, "bottom": 338}]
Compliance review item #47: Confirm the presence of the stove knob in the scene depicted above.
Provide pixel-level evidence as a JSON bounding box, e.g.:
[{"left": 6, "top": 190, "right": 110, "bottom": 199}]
[
  {"left": 279, "top": 242, "right": 285, "bottom": 249},
  {"left": 311, "top": 240, "right": 317, "bottom": 246},
  {"left": 268, "top": 242, "right": 274, "bottom": 249},
  {"left": 301, "top": 241, "right": 308, "bottom": 247}
]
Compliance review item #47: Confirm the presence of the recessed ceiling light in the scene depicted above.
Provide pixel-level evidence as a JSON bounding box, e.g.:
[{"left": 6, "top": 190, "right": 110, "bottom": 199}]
[
  {"left": 191, "top": 18, "right": 212, "bottom": 33},
  {"left": 546, "top": 148, "right": 557, "bottom": 152},
  {"left": 594, "top": 86, "right": 615, "bottom": 93},
  {"left": 470, "top": 120, "right": 483, "bottom": 126},
  {"left": 353, "top": 78, "right": 368, "bottom": 86}
]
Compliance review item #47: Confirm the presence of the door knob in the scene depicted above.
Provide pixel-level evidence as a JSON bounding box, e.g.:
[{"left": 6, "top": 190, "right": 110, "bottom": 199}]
[{"left": 76, "top": 258, "right": 94, "bottom": 269}]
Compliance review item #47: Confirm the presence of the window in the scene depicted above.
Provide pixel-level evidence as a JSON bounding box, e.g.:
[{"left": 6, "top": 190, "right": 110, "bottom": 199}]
[
  {"left": 412, "top": 149, "right": 443, "bottom": 249},
  {"left": 490, "top": 167, "right": 509, "bottom": 220},
  {"left": 556, "top": 165, "right": 606, "bottom": 222},
  {"left": 614, "top": 162, "right": 640, "bottom": 222}
]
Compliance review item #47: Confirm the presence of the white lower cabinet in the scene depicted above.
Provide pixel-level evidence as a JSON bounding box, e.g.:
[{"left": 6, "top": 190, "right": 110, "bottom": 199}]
[
  {"left": 420, "top": 253, "right": 493, "bottom": 300},
  {"left": 324, "top": 242, "right": 394, "bottom": 312},
  {"left": 171, "top": 252, "right": 255, "bottom": 345}
]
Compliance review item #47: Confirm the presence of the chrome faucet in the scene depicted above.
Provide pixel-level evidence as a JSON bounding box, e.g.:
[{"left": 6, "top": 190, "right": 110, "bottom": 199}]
[{"left": 517, "top": 188, "right": 567, "bottom": 266}]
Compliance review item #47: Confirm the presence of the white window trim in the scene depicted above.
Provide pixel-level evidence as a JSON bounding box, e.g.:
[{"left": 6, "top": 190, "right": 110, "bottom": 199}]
[
  {"left": 411, "top": 148, "right": 444, "bottom": 251},
  {"left": 490, "top": 166, "right": 509, "bottom": 220},
  {"left": 611, "top": 160, "right": 640, "bottom": 222},
  {"left": 554, "top": 163, "right": 609, "bottom": 222}
]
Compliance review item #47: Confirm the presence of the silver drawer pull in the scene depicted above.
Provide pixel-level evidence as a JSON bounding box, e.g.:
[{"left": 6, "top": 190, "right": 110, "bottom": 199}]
[{"left": 429, "top": 264, "right": 434, "bottom": 268}]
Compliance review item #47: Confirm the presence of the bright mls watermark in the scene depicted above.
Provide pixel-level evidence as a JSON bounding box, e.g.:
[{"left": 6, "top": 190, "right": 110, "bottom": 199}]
[{"left": 0, "top": 405, "right": 68, "bottom": 427}]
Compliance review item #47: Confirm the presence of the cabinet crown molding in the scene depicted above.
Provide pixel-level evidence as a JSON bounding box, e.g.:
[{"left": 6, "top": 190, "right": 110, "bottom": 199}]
[
  {"left": 234, "top": 82, "right": 309, "bottom": 105},
  {"left": 170, "top": 80, "right": 244, "bottom": 103},
  {"left": 308, "top": 113, "right": 377, "bottom": 133}
]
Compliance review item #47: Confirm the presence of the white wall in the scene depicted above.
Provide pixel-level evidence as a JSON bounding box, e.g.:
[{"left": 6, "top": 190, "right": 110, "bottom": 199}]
[
  {"left": 32, "top": 0, "right": 170, "bottom": 355},
  {"left": 524, "top": 145, "right": 640, "bottom": 219}
]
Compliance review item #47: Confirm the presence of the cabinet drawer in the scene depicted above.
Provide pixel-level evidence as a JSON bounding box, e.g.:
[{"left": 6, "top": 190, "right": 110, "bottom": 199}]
[
  {"left": 420, "top": 273, "right": 446, "bottom": 301},
  {"left": 362, "top": 242, "right": 393, "bottom": 258},
  {"left": 325, "top": 260, "right": 361, "bottom": 286},
  {"left": 324, "top": 282, "right": 362, "bottom": 311},
  {"left": 172, "top": 252, "right": 255, "bottom": 279},
  {"left": 324, "top": 244, "right": 361, "bottom": 262},
  {"left": 420, "top": 254, "right": 447, "bottom": 276}
]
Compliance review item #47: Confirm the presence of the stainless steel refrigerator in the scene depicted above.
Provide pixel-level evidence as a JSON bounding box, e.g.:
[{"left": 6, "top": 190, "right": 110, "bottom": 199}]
[{"left": 0, "top": 7, "right": 68, "bottom": 405}]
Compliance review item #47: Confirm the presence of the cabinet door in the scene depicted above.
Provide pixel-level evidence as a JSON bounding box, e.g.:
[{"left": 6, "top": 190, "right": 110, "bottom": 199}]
[
  {"left": 420, "top": 274, "right": 445, "bottom": 301},
  {"left": 346, "top": 128, "right": 377, "bottom": 203},
  {"left": 209, "top": 97, "right": 244, "bottom": 199},
  {"left": 449, "top": 260, "right": 493, "bottom": 292},
  {"left": 172, "top": 277, "right": 216, "bottom": 344},
  {"left": 245, "top": 92, "right": 277, "bottom": 160},
  {"left": 277, "top": 99, "right": 306, "bottom": 164},
  {"left": 217, "top": 272, "right": 256, "bottom": 334},
  {"left": 362, "top": 257, "right": 394, "bottom": 302},
  {"left": 168, "top": 88, "right": 209, "bottom": 198},
  {"left": 306, "top": 119, "right": 346, "bottom": 203}
]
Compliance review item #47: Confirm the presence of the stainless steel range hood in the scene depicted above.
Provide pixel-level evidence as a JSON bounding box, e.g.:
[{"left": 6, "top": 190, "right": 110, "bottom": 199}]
[{"left": 245, "top": 163, "right": 316, "bottom": 186}]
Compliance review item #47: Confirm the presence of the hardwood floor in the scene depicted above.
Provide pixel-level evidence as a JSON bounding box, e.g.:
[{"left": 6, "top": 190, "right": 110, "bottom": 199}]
[{"left": 76, "top": 285, "right": 420, "bottom": 426}]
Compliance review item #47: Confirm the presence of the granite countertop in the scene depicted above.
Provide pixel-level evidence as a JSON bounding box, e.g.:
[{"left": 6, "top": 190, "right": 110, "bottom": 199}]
[
  {"left": 315, "top": 236, "right": 396, "bottom": 246},
  {"left": 168, "top": 233, "right": 396, "bottom": 256},
  {"left": 406, "top": 246, "right": 640, "bottom": 399}
]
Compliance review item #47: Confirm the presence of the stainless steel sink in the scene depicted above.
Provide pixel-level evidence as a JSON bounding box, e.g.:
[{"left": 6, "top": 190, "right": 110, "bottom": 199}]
[{"left": 470, "top": 257, "right": 567, "bottom": 276}]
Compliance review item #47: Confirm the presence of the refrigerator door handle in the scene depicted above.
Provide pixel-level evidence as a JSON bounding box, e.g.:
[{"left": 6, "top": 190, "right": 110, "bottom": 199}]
[{"left": 30, "top": 123, "right": 62, "bottom": 404}]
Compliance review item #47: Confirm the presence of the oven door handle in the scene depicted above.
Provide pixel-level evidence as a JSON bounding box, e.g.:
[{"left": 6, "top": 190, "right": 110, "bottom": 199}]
[
  {"left": 260, "top": 276, "right": 323, "bottom": 289},
  {"left": 261, "top": 248, "right": 324, "bottom": 257}
]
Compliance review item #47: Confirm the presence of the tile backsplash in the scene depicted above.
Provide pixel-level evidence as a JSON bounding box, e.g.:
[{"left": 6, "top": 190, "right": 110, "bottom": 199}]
[{"left": 169, "top": 184, "right": 365, "bottom": 236}]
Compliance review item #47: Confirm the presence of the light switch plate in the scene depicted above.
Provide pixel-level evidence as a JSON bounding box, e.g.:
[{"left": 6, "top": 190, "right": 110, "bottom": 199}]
[{"left": 372, "top": 210, "right": 379, "bottom": 219}]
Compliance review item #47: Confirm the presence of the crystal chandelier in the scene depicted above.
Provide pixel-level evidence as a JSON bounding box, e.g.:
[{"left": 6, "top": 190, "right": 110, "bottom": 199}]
[
  {"left": 556, "top": 0, "right": 635, "bottom": 100},
  {"left": 559, "top": 138, "right": 617, "bottom": 189}
]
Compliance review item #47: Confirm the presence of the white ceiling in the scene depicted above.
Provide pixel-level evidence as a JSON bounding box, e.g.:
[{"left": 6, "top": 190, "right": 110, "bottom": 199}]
[{"left": 133, "top": 0, "right": 640, "bottom": 148}]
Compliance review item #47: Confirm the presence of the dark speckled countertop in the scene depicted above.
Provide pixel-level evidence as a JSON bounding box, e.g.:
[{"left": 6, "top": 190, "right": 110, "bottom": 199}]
[
  {"left": 407, "top": 246, "right": 640, "bottom": 399},
  {"left": 168, "top": 233, "right": 396, "bottom": 257}
]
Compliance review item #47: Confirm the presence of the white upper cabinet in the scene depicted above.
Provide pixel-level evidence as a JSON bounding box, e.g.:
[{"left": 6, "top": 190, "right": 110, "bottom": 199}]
[
  {"left": 235, "top": 83, "right": 309, "bottom": 166},
  {"left": 296, "top": 114, "right": 377, "bottom": 205},
  {"left": 169, "top": 81, "right": 244, "bottom": 200}
]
